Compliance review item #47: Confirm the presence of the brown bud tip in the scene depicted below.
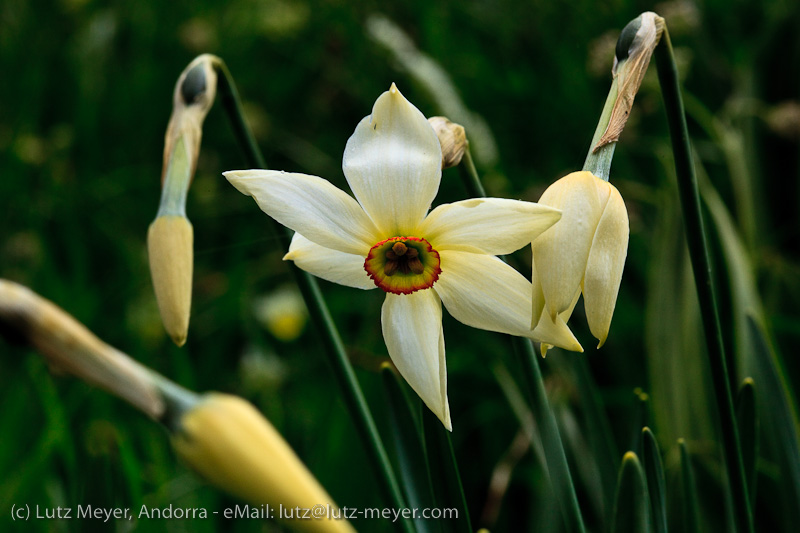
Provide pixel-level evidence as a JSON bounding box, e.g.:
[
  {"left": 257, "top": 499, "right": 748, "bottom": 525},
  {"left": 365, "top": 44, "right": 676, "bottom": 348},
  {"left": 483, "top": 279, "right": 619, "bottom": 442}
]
[
  {"left": 428, "top": 116, "right": 467, "bottom": 169},
  {"left": 148, "top": 215, "right": 193, "bottom": 346}
]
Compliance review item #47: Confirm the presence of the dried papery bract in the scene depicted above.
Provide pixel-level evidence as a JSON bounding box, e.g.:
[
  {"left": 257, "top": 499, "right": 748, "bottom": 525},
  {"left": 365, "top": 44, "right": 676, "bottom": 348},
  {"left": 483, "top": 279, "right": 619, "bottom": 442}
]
[
  {"left": 162, "top": 54, "right": 218, "bottom": 185},
  {"left": 0, "top": 279, "right": 164, "bottom": 418},
  {"left": 149, "top": 54, "right": 219, "bottom": 346},
  {"left": 173, "top": 394, "right": 356, "bottom": 533},
  {"left": 428, "top": 116, "right": 466, "bottom": 169},
  {"left": 594, "top": 12, "right": 665, "bottom": 151}
]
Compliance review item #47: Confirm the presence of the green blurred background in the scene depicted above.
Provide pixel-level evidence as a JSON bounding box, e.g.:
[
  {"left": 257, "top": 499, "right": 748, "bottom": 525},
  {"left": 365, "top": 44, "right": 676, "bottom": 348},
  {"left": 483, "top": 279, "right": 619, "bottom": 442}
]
[{"left": 1, "top": 0, "right": 799, "bottom": 531}]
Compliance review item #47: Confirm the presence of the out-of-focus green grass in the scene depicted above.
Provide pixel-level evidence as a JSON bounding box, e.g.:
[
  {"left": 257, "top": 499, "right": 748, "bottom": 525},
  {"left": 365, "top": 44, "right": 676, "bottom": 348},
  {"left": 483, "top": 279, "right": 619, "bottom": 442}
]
[{"left": 1, "top": 0, "right": 799, "bottom": 531}]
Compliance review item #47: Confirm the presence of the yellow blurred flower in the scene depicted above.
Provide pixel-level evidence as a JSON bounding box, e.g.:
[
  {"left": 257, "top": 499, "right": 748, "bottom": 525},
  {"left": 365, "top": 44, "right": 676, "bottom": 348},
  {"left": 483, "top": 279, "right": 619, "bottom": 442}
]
[{"left": 253, "top": 286, "right": 308, "bottom": 342}]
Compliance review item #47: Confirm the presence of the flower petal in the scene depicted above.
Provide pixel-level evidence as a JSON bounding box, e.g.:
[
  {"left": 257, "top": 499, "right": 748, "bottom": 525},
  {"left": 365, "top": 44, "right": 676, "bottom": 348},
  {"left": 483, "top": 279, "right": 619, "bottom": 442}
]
[
  {"left": 284, "top": 233, "right": 376, "bottom": 290},
  {"left": 531, "top": 252, "right": 546, "bottom": 329},
  {"left": 382, "top": 290, "right": 451, "bottom": 430},
  {"left": 225, "top": 170, "right": 379, "bottom": 255},
  {"left": 534, "top": 307, "right": 584, "bottom": 356},
  {"left": 583, "top": 184, "right": 629, "bottom": 347},
  {"left": 435, "top": 251, "right": 582, "bottom": 351},
  {"left": 343, "top": 84, "right": 442, "bottom": 236},
  {"left": 534, "top": 171, "right": 609, "bottom": 319},
  {"left": 420, "top": 198, "right": 562, "bottom": 255}
]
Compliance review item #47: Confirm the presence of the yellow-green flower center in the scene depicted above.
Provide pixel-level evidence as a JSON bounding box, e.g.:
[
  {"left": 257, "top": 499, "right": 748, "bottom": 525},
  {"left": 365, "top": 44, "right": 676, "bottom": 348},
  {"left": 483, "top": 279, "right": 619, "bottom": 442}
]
[{"left": 364, "top": 236, "right": 441, "bottom": 295}]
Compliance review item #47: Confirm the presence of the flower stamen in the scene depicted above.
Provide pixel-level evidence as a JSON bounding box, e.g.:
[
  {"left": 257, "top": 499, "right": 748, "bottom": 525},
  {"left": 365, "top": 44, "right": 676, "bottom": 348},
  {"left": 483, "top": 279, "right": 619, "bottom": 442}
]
[{"left": 364, "top": 236, "right": 441, "bottom": 294}]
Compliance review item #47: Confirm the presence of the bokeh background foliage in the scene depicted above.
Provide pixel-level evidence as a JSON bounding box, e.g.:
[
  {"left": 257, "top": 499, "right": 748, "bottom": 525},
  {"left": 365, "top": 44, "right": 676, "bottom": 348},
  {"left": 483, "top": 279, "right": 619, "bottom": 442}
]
[{"left": 1, "top": 0, "right": 799, "bottom": 531}]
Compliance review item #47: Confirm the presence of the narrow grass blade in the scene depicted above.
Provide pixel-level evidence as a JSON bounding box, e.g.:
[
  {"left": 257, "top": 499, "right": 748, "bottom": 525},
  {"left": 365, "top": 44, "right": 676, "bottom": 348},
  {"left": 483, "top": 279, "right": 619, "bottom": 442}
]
[
  {"left": 571, "top": 356, "right": 620, "bottom": 519},
  {"left": 458, "top": 145, "right": 585, "bottom": 533},
  {"left": 611, "top": 451, "right": 652, "bottom": 533},
  {"left": 382, "top": 366, "right": 440, "bottom": 533},
  {"left": 642, "top": 427, "right": 668, "bottom": 533},
  {"left": 654, "top": 27, "right": 753, "bottom": 532},
  {"left": 701, "top": 163, "right": 800, "bottom": 527},
  {"left": 735, "top": 378, "right": 759, "bottom": 505},
  {"left": 746, "top": 317, "right": 800, "bottom": 520},
  {"left": 630, "top": 389, "right": 650, "bottom": 457},
  {"left": 422, "top": 408, "right": 472, "bottom": 533},
  {"left": 678, "top": 439, "right": 700, "bottom": 533}
]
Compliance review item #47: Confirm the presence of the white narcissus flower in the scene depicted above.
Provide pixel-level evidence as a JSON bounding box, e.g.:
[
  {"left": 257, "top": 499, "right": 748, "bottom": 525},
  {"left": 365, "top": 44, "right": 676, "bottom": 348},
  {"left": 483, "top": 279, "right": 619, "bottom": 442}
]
[
  {"left": 532, "top": 171, "right": 629, "bottom": 353},
  {"left": 225, "top": 84, "right": 581, "bottom": 430}
]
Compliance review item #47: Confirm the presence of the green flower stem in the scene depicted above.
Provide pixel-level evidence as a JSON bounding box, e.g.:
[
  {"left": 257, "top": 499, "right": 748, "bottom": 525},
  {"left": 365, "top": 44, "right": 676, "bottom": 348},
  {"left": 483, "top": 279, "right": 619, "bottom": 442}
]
[
  {"left": 213, "top": 60, "right": 268, "bottom": 170},
  {"left": 582, "top": 76, "right": 619, "bottom": 181},
  {"left": 157, "top": 136, "right": 191, "bottom": 217},
  {"left": 212, "top": 60, "right": 412, "bottom": 532},
  {"left": 458, "top": 145, "right": 586, "bottom": 533},
  {"left": 457, "top": 142, "right": 484, "bottom": 198},
  {"left": 422, "top": 407, "right": 473, "bottom": 533},
  {"left": 653, "top": 29, "right": 754, "bottom": 533},
  {"left": 678, "top": 439, "right": 701, "bottom": 533},
  {"left": 513, "top": 337, "right": 586, "bottom": 533}
]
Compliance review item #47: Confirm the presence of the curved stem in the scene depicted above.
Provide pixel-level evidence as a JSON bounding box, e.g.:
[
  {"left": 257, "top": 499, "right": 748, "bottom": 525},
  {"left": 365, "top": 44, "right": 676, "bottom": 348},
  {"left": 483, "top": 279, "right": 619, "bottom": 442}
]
[
  {"left": 654, "top": 29, "right": 754, "bottom": 533},
  {"left": 458, "top": 146, "right": 586, "bottom": 533},
  {"left": 213, "top": 59, "right": 412, "bottom": 533}
]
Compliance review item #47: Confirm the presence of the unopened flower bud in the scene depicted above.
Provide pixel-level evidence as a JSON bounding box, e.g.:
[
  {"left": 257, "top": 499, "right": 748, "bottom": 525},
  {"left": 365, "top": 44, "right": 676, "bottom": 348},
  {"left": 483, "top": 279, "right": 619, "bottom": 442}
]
[
  {"left": 428, "top": 116, "right": 467, "bottom": 169},
  {"left": 172, "top": 394, "right": 355, "bottom": 533},
  {"left": 148, "top": 215, "right": 193, "bottom": 346},
  {"left": 532, "top": 171, "right": 629, "bottom": 349},
  {"left": 150, "top": 55, "right": 220, "bottom": 346},
  {"left": 595, "top": 12, "right": 665, "bottom": 151}
]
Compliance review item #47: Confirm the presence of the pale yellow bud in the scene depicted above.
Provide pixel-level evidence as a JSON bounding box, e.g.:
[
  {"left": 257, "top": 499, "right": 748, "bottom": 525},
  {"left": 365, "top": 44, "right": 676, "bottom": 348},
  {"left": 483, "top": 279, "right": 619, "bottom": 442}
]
[
  {"left": 172, "top": 394, "right": 355, "bottom": 533},
  {"left": 147, "top": 215, "right": 193, "bottom": 346},
  {"left": 428, "top": 116, "right": 467, "bottom": 169}
]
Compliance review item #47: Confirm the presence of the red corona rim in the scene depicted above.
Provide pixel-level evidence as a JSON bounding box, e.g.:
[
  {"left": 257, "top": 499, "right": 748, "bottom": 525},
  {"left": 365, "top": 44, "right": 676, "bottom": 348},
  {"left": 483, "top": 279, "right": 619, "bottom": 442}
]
[{"left": 364, "top": 236, "right": 441, "bottom": 295}]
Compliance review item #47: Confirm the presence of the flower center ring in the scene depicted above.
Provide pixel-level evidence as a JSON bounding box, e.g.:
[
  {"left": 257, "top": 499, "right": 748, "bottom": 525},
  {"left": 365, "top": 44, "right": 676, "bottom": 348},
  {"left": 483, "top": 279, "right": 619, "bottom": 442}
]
[{"left": 364, "top": 236, "right": 441, "bottom": 295}]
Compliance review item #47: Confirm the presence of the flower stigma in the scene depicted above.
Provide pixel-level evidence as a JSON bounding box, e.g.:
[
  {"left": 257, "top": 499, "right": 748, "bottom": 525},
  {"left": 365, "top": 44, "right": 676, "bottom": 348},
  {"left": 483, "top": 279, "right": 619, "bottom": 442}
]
[{"left": 364, "top": 236, "right": 441, "bottom": 295}]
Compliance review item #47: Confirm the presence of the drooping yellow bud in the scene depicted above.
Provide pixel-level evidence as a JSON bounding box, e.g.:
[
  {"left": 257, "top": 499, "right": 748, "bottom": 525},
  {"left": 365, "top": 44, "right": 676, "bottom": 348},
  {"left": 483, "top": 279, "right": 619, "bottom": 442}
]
[
  {"left": 147, "top": 215, "right": 193, "bottom": 346},
  {"left": 428, "top": 116, "right": 467, "bottom": 169},
  {"left": 531, "top": 171, "right": 628, "bottom": 349},
  {"left": 172, "top": 394, "right": 355, "bottom": 533}
]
